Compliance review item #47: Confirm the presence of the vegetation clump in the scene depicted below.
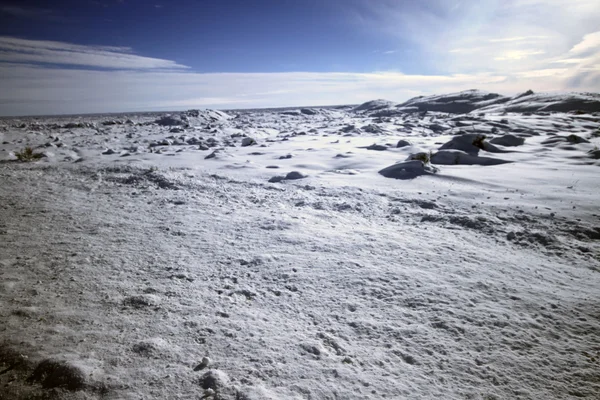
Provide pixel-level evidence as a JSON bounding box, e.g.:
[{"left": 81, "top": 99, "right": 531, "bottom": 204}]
[
  {"left": 410, "top": 151, "right": 433, "bottom": 164},
  {"left": 472, "top": 134, "right": 487, "bottom": 150},
  {"left": 15, "top": 147, "right": 44, "bottom": 162}
]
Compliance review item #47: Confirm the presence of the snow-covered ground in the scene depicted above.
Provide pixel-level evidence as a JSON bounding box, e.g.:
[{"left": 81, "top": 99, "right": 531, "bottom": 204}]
[{"left": 0, "top": 90, "right": 599, "bottom": 399}]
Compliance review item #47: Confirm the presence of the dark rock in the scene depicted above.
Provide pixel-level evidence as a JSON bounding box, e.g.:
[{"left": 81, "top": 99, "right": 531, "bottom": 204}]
[
  {"left": 28, "top": 359, "right": 86, "bottom": 391},
  {"left": 241, "top": 137, "right": 256, "bottom": 147},
  {"left": 285, "top": 171, "right": 307, "bottom": 180},
  {"left": 268, "top": 176, "right": 285, "bottom": 183}
]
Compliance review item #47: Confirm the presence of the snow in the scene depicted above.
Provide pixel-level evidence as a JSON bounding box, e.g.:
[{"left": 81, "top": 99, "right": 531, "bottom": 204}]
[
  {"left": 0, "top": 92, "right": 599, "bottom": 399},
  {"left": 397, "top": 90, "right": 510, "bottom": 114},
  {"left": 353, "top": 90, "right": 600, "bottom": 117}
]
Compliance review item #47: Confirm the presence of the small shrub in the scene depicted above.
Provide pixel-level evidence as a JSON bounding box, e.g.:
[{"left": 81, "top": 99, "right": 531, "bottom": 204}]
[
  {"left": 15, "top": 146, "right": 44, "bottom": 162},
  {"left": 472, "top": 135, "right": 487, "bottom": 150},
  {"left": 411, "top": 151, "right": 432, "bottom": 164}
]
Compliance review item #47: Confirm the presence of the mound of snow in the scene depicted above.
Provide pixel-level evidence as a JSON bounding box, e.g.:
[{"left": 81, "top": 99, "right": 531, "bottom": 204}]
[
  {"left": 353, "top": 99, "right": 396, "bottom": 112},
  {"left": 184, "top": 109, "right": 231, "bottom": 122},
  {"left": 397, "top": 90, "right": 510, "bottom": 114},
  {"left": 379, "top": 160, "right": 439, "bottom": 180}
]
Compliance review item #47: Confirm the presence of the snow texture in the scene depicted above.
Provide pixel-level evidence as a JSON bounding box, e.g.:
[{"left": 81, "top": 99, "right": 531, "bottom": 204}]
[{"left": 0, "top": 91, "right": 599, "bottom": 399}]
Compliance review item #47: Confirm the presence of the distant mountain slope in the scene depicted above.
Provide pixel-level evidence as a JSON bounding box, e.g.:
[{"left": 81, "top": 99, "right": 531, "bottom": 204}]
[
  {"left": 354, "top": 90, "right": 600, "bottom": 115},
  {"left": 477, "top": 91, "right": 600, "bottom": 113},
  {"left": 397, "top": 89, "right": 510, "bottom": 113}
]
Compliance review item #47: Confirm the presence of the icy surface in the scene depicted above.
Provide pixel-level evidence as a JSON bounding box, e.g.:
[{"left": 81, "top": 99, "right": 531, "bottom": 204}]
[{"left": 0, "top": 94, "right": 599, "bottom": 399}]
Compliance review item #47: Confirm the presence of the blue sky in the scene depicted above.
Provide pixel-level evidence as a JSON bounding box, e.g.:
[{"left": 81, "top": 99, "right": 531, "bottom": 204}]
[{"left": 0, "top": 0, "right": 599, "bottom": 115}]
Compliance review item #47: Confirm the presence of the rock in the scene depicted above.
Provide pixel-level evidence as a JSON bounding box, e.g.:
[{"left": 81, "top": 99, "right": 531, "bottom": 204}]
[
  {"left": 205, "top": 151, "right": 218, "bottom": 159},
  {"left": 101, "top": 120, "right": 120, "bottom": 126},
  {"left": 28, "top": 359, "right": 86, "bottom": 390},
  {"left": 123, "top": 294, "right": 160, "bottom": 309},
  {"left": 279, "top": 154, "right": 292, "bottom": 159},
  {"left": 379, "top": 160, "right": 439, "bottom": 180},
  {"left": 169, "top": 127, "right": 185, "bottom": 133},
  {"left": 300, "top": 108, "right": 317, "bottom": 115},
  {"left": 198, "top": 144, "right": 210, "bottom": 151},
  {"left": 489, "top": 135, "right": 525, "bottom": 147},
  {"left": 587, "top": 149, "right": 600, "bottom": 159},
  {"left": 102, "top": 148, "right": 116, "bottom": 155},
  {"left": 396, "top": 140, "right": 412, "bottom": 148},
  {"left": 566, "top": 134, "right": 590, "bottom": 144},
  {"left": 362, "top": 124, "right": 385, "bottom": 134},
  {"left": 155, "top": 115, "right": 186, "bottom": 126},
  {"left": 285, "top": 171, "right": 307, "bottom": 180},
  {"left": 429, "top": 123, "right": 449, "bottom": 132},
  {"left": 439, "top": 133, "right": 503, "bottom": 154},
  {"left": 241, "top": 137, "right": 256, "bottom": 147},
  {"left": 199, "top": 370, "right": 230, "bottom": 390},
  {"left": 194, "top": 357, "right": 211, "bottom": 371},
  {"left": 300, "top": 343, "right": 322, "bottom": 356},
  {"left": 268, "top": 176, "right": 285, "bottom": 183},
  {"left": 365, "top": 144, "right": 387, "bottom": 151},
  {"left": 431, "top": 150, "right": 511, "bottom": 166}
]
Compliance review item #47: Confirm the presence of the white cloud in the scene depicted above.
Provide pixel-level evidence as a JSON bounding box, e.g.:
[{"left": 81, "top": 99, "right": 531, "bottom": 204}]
[
  {"left": 568, "top": 31, "right": 600, "bottom": 55},
  {"left": 0, "top": 58, "right": 585, "bottom": 116},
  {"left": 1, "top": 13, "right": 600, "bottom": 116},
  {"left": 345, "top": 0, "right": 600, "bottom": 76},
  {"left": 0, "top": 64, "right": 507, "bottom": 115},
  {"left": 494, "top": 50, "right": 546, "bottom": 61},
  {"left": 0, "top": 37, "right": 188, "bottom": 70},
  {"left": 488, "top": 36, "right": 550, "bottom": 43}
]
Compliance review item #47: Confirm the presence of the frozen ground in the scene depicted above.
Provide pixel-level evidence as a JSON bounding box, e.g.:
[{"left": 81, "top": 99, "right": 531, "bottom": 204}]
[{"left": 0, "top": 90, "right": 599, "bottom": 399}]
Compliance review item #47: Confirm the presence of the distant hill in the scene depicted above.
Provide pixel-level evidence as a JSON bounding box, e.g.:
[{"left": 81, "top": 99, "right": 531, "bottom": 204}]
[{"left": 354, "top": 90, "right": 600, "bottom": 115}]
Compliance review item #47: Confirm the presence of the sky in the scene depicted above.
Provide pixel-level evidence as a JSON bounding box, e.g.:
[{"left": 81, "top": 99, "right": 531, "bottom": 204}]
[{"left": 0, "top": 0, "right": 599, "bottom": 116}]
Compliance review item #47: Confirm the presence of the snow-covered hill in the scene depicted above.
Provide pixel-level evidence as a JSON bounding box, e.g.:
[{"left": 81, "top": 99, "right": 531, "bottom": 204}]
[{"left": 353, "top": 90, "right": 600, "bottom": 116}]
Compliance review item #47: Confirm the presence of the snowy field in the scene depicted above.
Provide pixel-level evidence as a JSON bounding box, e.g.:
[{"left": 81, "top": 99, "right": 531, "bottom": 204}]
[{"left": 0, "top": 90, "right": 599, "bottom": 399}]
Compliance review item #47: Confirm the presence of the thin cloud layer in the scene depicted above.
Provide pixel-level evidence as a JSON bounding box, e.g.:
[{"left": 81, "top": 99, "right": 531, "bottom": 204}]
[{"left": 0, "top": 37, "right": 189, "bottom": 70}]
